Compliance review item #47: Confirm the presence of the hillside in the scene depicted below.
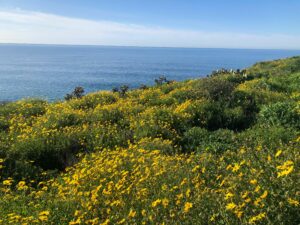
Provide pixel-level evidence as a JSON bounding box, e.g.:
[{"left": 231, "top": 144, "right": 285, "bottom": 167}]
[{"left": 0, "top": 56, "right": 299, "bottom": 224}]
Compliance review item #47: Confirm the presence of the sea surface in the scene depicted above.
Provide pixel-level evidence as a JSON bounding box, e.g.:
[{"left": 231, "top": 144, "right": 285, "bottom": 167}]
[{"left": 0, "top": 44, "right": 300, "bottom": 101}]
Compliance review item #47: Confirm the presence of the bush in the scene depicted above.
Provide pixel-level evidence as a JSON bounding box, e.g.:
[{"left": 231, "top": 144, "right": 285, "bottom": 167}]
[
  {"left": 2, "top": 132, "right": 82, "bottom": 181},
  {"left": 0, "top": 117, "right": 9, "bottom": 131},
  {"left": 69, "top": 92, "right": 117, "bottom": 110},
  {"left": 91, "top": 107, "right": 128, "bottom": 127},
  {"left": 136, "top": 137, "right": 175, "bottom": 154},
  {"left": 267, "top": 72, "right": 300, "bottom": 93},
  {"left": 259, "top": 101, "right": 300, "bottom": 129},
  {"left": 182, "top": 127, "right": 236, "bottom": 153},
  {"left": 237, "top": 125, "right": 298, "bottom": 149},
  {"left": 133, "top": 108, "right": 186, "bottom": 142},
  {"left": 187, "top": 101, "right": 225, "bottom": 130},
  {"left": 84, "top": 124, "right": 132, "bottom": 151},
  {"left": 65, "top": 87, "right": 85, "bottom": 100},
  {"left": 198, "top": 77, "right": 236, "bottom": 102}
]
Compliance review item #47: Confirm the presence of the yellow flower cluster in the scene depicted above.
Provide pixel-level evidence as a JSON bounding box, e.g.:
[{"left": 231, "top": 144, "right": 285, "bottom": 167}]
[
  {"left": 0, "top": 57, "right": 299, "bottom": 224},
  {"left": 0, "top": 139, "right": 299, "bottom": 224}
]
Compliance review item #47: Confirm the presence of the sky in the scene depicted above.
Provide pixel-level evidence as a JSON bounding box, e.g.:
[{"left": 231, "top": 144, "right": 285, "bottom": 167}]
[{"left": 0, "top": 0, "right": 299, "bottom": 49}]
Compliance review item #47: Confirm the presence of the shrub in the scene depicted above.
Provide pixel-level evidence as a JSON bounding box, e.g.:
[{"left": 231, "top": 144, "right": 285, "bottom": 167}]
[
  {"left": 259, "top": 101, "right": 300, "bottom": 129},
  {"left": 84, "top": 124, "right": 132, "bottom": 151},
  {"left": 181, "top": 127, "right": 236, "bottom": 153},
  {"left": 0, "top": 116, "right": 9, "bottom": 131},
  {"left": 133, "top": 108, "right": 186, "bottom": 143},
  {"left": 237, "top": 125, "right": 298, "bottom": 149},
  {"left": 267, "top": 72, "right": 300, "bottom": 93},
  {"left": 65, "top": 86, "right": 85, "bottom": 100},
  {"left": 154, "top": 75, "right": 169, "bottom": 85},
  {"left": 139, "top": 84, "right": 148, "bottom": 90},
  {"left": 4, "top": 132, "right": 82, "bottom": 180},
  {"left": 69, "top": 92, "right": 117, "bottom": 110},
  {"left": 91, "top": 107, "right": 129, "bottom": 127},
  {"left": 197, "top": 77, "right": 236, "bottom": 102},
  {"left": 187, "top": 101, "right": 225, "bottom": 130},
  {"left": 136, "top": 137, "right": 175, "bottom": 154},
  {"left": 119, "top": 85, "right": 129, "bottom": 97}
]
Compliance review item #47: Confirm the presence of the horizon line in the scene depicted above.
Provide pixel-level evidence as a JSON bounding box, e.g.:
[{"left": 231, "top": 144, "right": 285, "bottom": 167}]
[{"left": 1, "top": 42, "right": 300, "bottom": 52}]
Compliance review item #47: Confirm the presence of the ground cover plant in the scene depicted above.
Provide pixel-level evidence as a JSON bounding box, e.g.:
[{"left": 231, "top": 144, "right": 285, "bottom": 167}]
[{"left": 0, "top": 56, "right": 299, "bottom": 224}]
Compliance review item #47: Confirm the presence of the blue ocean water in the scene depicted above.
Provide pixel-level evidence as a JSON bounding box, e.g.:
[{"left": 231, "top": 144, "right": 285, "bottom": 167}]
[{"left": 0, "top": 44, "right": 300, "bottom": 101}]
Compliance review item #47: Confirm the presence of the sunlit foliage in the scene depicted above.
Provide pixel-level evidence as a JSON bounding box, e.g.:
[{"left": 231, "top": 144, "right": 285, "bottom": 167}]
[{"left": 0, "top": 56, "right": 299, "bottom": 224}]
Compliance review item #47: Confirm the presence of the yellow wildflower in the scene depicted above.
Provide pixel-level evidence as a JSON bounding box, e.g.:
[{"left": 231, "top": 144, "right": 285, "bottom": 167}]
[
  {"left": 275, "top": 150, "right": 282, "bottom": 157},
  {"left": 97, "top": 219, "right": 108, "bottom": 225},
  {"left": 151, "top": 199, "right": 162, "bottom": 207},
  {"left": 234, "top": 210, "right": 243, "bottom": 219},
  {"left": 225, "top": 192, "right": 234, "bottom": 200},
  {"left": 250, "top": 179, "right": 257, "bottom": 185},
  {"left": 277, "top": 161, "right": 294, "bottom": 178},
  {"left": 260, "top": 190, "right": 268, "bottom": 199},
  {"left": 184, "top": 202, "right": 193, "bottom": 213},
  {"left": 3, "top": 179, "right": 13, "bottom": 186},
  {"left": 288, "top": 198, "right": 299, "bottom": 207},
  {"left": 226, "top": 202, "right": 237, "bottom": 210},
  {"left": 38, "top": 216, "right": 48, "bottom": 222},
  {"left": 162, "top": 198, "right": 169, "bottom": 208},
  {"left": 39, "top": 211, "right": 50, "bottom": 216},
  {"left": 249, "top": 212, "right": 266, "bottom": 224},
  {"left": 232, "top": 163, "right": 240, "bottom": 172},
  {"left": 186, "top": 188, "right": 191, "bottom": 197},
  {"left": 117, "top": 218, "right": 126, "bottom": 224},
  {"left": 128, "top": 209, "right": 136, "bottom": 218}
]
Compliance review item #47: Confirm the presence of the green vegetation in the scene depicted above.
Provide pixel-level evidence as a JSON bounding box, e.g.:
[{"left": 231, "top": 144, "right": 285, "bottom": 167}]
[{"left": 0, "top": 56, "right": 299, "bottom": 224}]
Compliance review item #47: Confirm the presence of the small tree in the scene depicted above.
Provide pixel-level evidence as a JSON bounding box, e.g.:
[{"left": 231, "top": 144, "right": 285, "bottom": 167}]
[
  {"left": 119, "top": 85, "right": 129, "bottom": 97},
  {"left": 64, "top": 86, "right": 85, "bottom": 100},
  {"left": 139, "top": 84, "right": 148, "bottom": 90},
  {"left": 112, "top": 85, "right": 129, "bottom": 97},
  {"left": 112, "top": 87, "right": 119, "bottom": 93},
  {"left": 73, "top": 87, "right": 85, "bottom": 98},
  {"left": 155, "top": 75, "right": 169, "bottom": 85}
]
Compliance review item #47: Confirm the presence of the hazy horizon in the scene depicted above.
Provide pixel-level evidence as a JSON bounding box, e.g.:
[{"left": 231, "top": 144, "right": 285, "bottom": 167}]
[{"left": 1, "top": 43, "right": 300, "bottom": 51}]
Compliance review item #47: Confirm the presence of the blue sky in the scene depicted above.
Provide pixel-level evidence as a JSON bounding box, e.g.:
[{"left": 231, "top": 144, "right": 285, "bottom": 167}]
[{"left": 0, "top": 0, "right": 300, "bottom": 49}]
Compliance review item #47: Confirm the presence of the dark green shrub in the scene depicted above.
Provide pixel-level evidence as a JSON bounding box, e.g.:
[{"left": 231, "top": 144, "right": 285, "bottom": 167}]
[
  {"left": 223, "top": 107, "right": 248, "bottom": 130},
  {"left": 259, "top": 101, "right": 300, "bottom": 129},
  {"left": 168, "top": 88, "right": 199, "bottom": 103},
  {"left": 181, "top": 127, "right": 236, "bottom": 153},
  {"left": 1, "top": 158, "right": 43, "bottom": 183},
  {"left": 91, "top": 108, "right": 129, "bottom": 128},
  {"left": 5, "top": 132, "right": 82, "bottom": 180},
  {"left": 133, "top": 108, "right": 186, "bottom": 142},
  {"left": 155, "top": 76, "right": 169, "bottom": 85},
  {"left": 187, "top": 101, "right": 225, "bottom": 130},
  {"left": 139, "top": 84, "right": 148, "bottom": 90},
  {"left": 0, "top": 99, "right": 47, "bottom": 118},
  {"left": 198, "top": 77, "right": 236, "bottom": 102},
  {"left": 65, "top": 87, "right": 85, "bottom": 100},
  {"left": 267, "top": 72, "right": 300, "bottom": 93},
  {"left": 237, "top": 125, "right": 298, "bottom": 149},
  {"left": 41, "top": 112, "right": 83, "bottom": 129},
  {"left": 181, "top": 127, "right": 209, "bottom": 153},
  {"left": 0, "top": 117, "right": 9, "bottom": 131},
  {"left": 84, "top": 125, "right": 132, "bottom": 151},
  {"left": 119, "top": 85, "right": 129, "bottom": 97},
  {"left": 230, "top": 91, "right": 257, "bottom": 109}
]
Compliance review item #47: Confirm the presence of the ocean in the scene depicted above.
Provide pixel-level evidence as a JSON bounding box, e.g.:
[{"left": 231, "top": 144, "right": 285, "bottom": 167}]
[{"left": 0, "top": 44, "right": 299, "bottom": 101}]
